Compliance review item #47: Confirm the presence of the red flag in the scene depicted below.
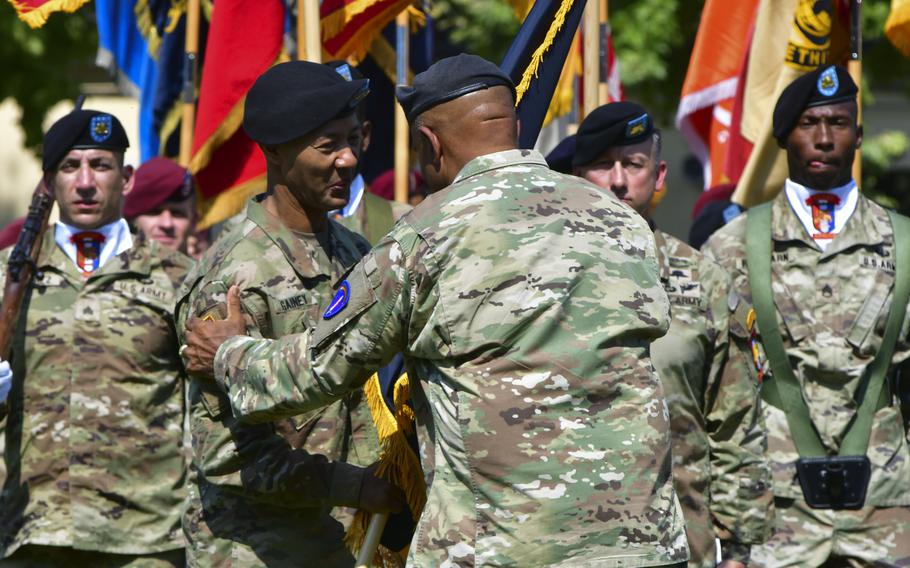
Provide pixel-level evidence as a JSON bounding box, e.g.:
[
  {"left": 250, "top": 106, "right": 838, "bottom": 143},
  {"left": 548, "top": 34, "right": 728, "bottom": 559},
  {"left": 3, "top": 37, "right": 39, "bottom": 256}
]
[
  {"left": 321, "top": 0, "right": 418, "bottom": 61},
  {"left": 7, "top": 0, "right": 89, "bottom": 28},
  {"left": 675, "top": 0, "right": 759, "bottom": 189},
  {"left": 189, "top": 0, "right": 285, "bottom": 229}
]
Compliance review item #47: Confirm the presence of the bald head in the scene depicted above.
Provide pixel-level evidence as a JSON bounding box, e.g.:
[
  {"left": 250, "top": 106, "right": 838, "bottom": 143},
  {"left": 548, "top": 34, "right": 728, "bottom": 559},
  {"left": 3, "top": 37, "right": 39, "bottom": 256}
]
[{"left": 412, "top": 85, "right": 518, "bottom": 192}]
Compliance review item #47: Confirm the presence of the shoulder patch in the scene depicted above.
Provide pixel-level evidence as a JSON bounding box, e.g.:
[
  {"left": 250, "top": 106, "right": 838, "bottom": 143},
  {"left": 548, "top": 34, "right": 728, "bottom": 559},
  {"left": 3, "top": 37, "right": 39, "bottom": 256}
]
[{"left": 322, "top": 280, "right": 350, "bottom": 320}]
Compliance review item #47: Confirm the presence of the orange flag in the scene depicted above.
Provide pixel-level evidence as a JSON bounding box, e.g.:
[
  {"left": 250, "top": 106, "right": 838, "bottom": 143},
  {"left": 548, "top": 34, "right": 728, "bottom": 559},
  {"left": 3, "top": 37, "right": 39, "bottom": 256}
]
[
  {"left": 676, "top": 0, "right": 759, "bottom": 189},
  {"left": 7, "top": 0, "right": 89, "bottom": 28}
]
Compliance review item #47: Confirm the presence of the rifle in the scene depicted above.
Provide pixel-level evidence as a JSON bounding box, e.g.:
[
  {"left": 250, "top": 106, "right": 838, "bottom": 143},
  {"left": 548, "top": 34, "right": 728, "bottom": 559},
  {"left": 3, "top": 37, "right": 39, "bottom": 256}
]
[{"left": 0, "top": 181, "right": 55, "bottom": 361}]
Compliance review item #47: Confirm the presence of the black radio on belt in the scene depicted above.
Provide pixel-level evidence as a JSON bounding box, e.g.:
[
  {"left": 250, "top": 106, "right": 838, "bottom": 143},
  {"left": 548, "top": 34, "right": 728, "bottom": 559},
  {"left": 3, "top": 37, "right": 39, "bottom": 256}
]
[{"left": 795, "top": 455, "right": 871, "bottom": 510}]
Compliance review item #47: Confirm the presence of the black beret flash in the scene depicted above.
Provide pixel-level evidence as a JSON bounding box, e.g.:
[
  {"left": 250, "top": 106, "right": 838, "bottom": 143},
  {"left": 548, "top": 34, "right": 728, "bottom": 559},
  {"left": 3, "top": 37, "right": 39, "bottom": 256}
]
[
  {"left": 772, "top": 65, "right": 858, "bottom": 147},
  {"left": 572, "top": 101, "right": 654, "bottom": 168}
]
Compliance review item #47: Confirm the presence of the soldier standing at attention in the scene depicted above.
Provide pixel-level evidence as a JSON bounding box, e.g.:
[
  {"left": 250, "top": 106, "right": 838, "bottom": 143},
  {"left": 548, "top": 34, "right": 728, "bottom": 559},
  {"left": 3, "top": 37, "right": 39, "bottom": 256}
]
[
  {"left": 175, "top": 61, "right": 403, "bottom": 568},
  {"left": 0, "top": 109, "right": 191, "bottom": 566},
  {"left": 703, "top": 65, "right": 910, "bottom": 566},
  {"left": 572, "top": 101, "right": 773, "bottom": 568},
  {"left": 183, "top": 53, "right": 689, "bottom": 567},
  {"left": 124, "top": 157, "right": 196, "bottom": 254}
]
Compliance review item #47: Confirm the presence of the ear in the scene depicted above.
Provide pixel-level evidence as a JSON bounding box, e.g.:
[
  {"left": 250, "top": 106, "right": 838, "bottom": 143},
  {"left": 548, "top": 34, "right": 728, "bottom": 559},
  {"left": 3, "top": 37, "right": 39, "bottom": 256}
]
[
  {"left": 417, "top": 124, "right": 442, "bottom": 169},
  {"left": 855, "top": 124, "right": 863, "bottom": 150},
  {"left": 361, "top": 120, "right": 373, "bottom": 153},
  {"left": 260, "top": 144, "right": 283, "bottom": 167},
  {"left": 120, "top": 164, "right": 136, "bottom": 196},
  {"left": 515, "top": 118, "right": 522, "bottom": 145},
  {"left": 655, "top": 160, "right": 669, "bottom": 190}
]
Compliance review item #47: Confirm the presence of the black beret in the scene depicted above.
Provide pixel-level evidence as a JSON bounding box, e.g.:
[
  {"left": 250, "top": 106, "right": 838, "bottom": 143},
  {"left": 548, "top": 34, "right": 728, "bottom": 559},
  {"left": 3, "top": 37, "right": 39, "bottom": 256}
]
[
  {"left": 772, "top": 65, "right": 857, "bottom": 147},
  {"left": 573, "top": 101, "right": 654, "bottom": 167},
  {"left": 395, "top": 53, "right": 515, "bottom": 122},
  {"left": 243, "top": 60, "right": 370, "bottom": 145},
  {"left": 545, "top": 134, "right": 576, "bottom": 174},
  {"left": 42, "top": 109, "right": 129, "bottom": 172}
]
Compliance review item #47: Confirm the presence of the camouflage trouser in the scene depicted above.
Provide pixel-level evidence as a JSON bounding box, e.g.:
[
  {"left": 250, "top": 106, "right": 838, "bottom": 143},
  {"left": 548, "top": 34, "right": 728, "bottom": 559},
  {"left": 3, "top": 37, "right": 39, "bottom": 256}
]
[
  {"left": 751, "top": 497, "right": 910, "bottom": 567},
  {"left": 0, "top": 544, "right": 184, "bottom": 567}
]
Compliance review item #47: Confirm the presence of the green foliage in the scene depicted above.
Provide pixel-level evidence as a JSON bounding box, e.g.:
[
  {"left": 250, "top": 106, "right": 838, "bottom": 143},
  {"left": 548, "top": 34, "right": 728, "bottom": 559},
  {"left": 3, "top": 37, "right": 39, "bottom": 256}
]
[
  {"left": 0, "top": 3, "right": 98, "bottom": 152},
  {"left": 863, "top": 130, "right": 910, "bottom": 208},
  {"left": 431, "top": 0, "right": 520, "bottom": 63}
]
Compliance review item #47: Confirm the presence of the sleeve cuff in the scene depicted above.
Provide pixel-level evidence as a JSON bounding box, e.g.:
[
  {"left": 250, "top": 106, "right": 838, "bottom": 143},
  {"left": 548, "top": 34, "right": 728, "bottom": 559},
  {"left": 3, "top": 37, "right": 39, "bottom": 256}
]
[
  {"left": 214, "top": 335, "right": 261, "bottom": 393},
  {"left": 328, "top": 461, "right": 366, "bottom": 508},
  {"left": 720, "top": 540, "right": 751, "bottom": 564}
]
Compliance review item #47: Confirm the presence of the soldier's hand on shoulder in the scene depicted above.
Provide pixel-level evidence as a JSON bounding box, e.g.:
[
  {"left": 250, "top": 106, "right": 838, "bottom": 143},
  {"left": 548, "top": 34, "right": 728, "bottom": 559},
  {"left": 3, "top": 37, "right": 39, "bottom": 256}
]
[
  {"left": 0, "top": 360, "right": 11, "bottom": 403},
  {"left": 358, "top": 463, "right": 406, "bottom": 514},
  {"left": 183, "top": 285, "right": 247, "bottom": 378}
]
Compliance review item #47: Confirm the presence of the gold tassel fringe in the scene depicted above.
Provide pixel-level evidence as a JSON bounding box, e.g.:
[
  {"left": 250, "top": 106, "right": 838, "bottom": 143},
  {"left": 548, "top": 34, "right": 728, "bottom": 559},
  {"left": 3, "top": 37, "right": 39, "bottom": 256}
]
[
  {"left": 514, "top": 0, "right": 576, "bottom": 106},
  {"left": 9, "top": 0, "right": 90, "bottom": 29}
]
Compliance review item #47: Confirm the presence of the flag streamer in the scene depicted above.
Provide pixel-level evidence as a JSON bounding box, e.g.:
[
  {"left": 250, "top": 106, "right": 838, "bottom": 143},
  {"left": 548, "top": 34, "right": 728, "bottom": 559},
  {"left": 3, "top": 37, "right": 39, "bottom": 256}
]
[
  {"left": 514, "top": 0, "right": 576, "bottom": 105},
  {"left": 345, "top": 372, "right": 426, "bottom": 567},
  {"left": 8, "top": 0, "right": 89, "bottom": 29},
  {"left": 886, "top": 0, "right": 910, "bottom": 56}
]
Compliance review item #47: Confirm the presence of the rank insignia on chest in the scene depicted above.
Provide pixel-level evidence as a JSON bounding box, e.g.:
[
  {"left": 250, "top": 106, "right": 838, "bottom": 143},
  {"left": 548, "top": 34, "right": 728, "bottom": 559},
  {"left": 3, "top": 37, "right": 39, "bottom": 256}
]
[
  {"left": 323, "top": 280, "right": 350, "bottom": 320},
  {"left": 806, "top": 193, "right": 840, "bottom": 238},
  {"left": 70, "top": 231, "right": 106, "bottom": 277}
]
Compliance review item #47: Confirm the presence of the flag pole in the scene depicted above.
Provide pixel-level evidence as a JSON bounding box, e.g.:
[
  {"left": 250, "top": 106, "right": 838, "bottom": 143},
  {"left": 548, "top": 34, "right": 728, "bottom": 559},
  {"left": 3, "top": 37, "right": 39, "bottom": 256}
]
[
  {"left": 179, "top": 0, "right": 201, "bottom": 167},
  {"left": 597, "top": 0, "right": 608, "bottom": 105},
  {"left": 355, "top": 512, "right": 389, "bottom": 568},
  {"left": 393, "top": 9, "right": 410, "bottom": 204},
  {"left": 303, "top": 0, "right": 322, "bottom": 62},
  {"left": 581, "top": 0, "right": 599, "bottom": 118},
  {"left": 297, "top": 0, "right": 306, "bottom": 60},
  {"left": 849, "top": 0, "right": 862, "bottom": 187}
]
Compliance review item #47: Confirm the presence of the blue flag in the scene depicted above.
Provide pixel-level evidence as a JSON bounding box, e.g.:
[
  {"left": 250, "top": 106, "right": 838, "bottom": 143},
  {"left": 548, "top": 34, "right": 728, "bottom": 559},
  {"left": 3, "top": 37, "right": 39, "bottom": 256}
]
[
  {"left": 500, "top": 0, "right": 587, "bottom": 149},
  {"left": 95, "top": 0, "right": 160, "bottom": 161}
]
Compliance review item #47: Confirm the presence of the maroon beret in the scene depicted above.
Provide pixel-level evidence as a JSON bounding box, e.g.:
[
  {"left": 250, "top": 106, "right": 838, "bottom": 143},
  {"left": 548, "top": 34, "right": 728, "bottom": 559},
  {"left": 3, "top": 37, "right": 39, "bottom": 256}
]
[
  {"left": 123, "top": 157, "right": 192, "bottom": 219},
  {"left": 0, "top": 217, "right": 25, "bottom": 251}
]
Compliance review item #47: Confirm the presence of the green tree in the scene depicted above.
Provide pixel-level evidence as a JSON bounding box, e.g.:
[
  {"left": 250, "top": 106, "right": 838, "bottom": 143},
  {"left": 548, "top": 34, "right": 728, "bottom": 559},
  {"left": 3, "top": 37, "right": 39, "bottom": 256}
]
[{"left": 0, "top": 3, "right": 98, "bottom": 152}]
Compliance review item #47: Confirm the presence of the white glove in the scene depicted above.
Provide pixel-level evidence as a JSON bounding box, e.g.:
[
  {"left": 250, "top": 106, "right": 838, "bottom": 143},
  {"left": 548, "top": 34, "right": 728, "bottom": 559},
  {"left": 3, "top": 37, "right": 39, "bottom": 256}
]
[{"left": 0, "top": 360, "right": 11, "bottom": 404}]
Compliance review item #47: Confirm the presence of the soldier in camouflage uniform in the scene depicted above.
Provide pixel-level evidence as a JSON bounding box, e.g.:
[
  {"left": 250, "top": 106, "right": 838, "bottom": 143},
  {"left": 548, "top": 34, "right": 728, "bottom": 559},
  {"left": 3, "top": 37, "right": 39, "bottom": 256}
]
[
  {"left": 176, "top": 61, "right": 402, "bottom": 567},
  {"left": 183, "top": 54, "right": 689, "bottom": 567},
  {"left": 571, "top": 102, "right": 773, "bottom": 568},
  {"left": 703, "top": 65, "right": 910, "bottom": 566},
  {"left": 0, "top": 110, "right": 189, "bottom": 566}
]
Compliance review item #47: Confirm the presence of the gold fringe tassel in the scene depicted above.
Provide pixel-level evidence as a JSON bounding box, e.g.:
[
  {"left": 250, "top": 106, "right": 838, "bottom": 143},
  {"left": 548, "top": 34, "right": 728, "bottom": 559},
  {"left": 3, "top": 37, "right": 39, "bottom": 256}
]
[
  {"left": 9, "top": 0, "right": 90, "bottom": 29},
  {"left": 196, "top": 173, "right": 266, "bottom": 230},
  {"left": 345, "top": 373, "right": 426, "bottom": 567},
  {"left": 513, "top": 0, "right": 576, "bottom": 106}
]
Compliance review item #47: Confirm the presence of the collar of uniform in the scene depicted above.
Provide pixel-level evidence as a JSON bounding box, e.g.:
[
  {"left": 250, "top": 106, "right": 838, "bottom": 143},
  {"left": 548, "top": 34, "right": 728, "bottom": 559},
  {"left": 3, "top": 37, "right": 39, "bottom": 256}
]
[
  {"left": 771, "top": 189, "right": 822, "bottom": 251},
  {"left": 452, "top": 149, "right": 549, "bottom": 184},
  {"left": 819, "top": 192, "right": 891, "bottom": 259},
  {"left": 772, "top": 187, "right": 888, "bottom": 257},
  {"left": 245, "top": 196, "right": 325, "bottom": 280},
  {"left": 38, "top": 224, "right": 151, "bottom": 286}
]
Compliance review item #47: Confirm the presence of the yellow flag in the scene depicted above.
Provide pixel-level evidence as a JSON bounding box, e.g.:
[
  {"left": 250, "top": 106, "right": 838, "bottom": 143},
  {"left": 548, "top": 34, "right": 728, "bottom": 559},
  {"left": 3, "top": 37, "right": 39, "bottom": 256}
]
[
  {"left": 732, "top": 0, "right": 849, "bottom": 206},
  {"left": 886, "top": 0, "right": 910, "bottom": 57}
]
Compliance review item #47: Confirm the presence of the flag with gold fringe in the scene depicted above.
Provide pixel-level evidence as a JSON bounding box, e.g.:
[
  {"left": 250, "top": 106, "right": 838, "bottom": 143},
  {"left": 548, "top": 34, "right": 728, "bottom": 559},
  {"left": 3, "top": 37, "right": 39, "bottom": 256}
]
[
  {"left": 501, "top": 0, "right": 588, "bottom": 149},
  {"left": 7, "top": 0, "right": 89, "bottom": 28},
  {"left": 189, "top": 0, "right": 286, "bottom": 230},
  {"left": 322, "top": 0, "right": 420, "bottom": 62},
  {"left": 345, "top": 355, "right": 426, "bottom": 568},
  {"left": 886, "top": 0, "right": 910, "bottom": 56}
]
